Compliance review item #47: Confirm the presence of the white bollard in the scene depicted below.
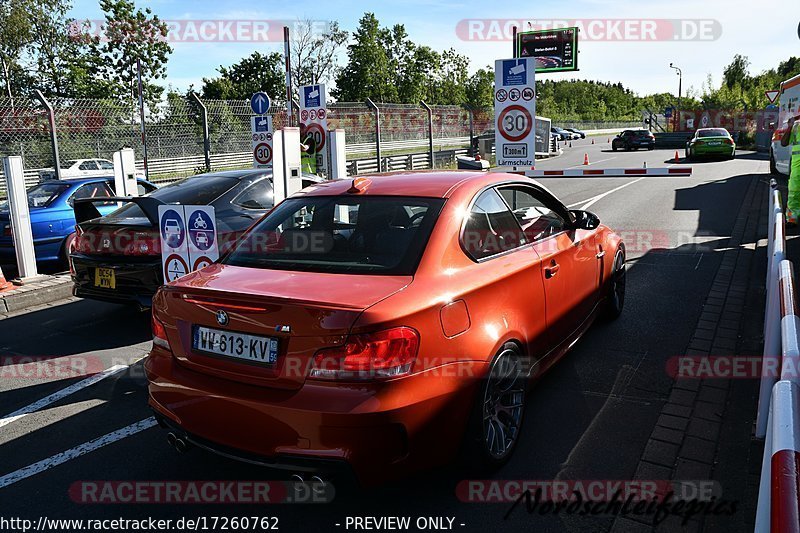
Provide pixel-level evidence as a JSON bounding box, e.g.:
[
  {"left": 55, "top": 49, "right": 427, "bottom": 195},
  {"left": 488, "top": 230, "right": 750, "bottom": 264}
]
[
  {"left": 327, "top": 129, "right": 347, "bottom": 180},
  {"left": 3, "top": 156, "right": 38, "bottom": 280}
]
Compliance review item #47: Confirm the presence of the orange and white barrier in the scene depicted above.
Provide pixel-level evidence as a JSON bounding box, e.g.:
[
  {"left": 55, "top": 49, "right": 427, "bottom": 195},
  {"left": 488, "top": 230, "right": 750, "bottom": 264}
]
[
  {"left": 756, "top": 379, "right": 800, "bottom": 533},
  {"left": 525, "top": 167, "right": 692, "bottom": 177},
  {"left": 756, "top": 178, "right": 800, "bottom": 531}
]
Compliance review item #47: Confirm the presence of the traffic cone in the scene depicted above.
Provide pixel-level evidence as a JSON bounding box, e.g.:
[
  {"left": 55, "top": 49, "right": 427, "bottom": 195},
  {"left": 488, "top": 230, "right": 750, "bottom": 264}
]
[
  {"left": 607, "top": 138, "right": 610, "bottom": 143},
  {"left": 591, "top": 138, "right": 595, "bottom": 145},
  {"left": 0, "top": 265, "right": 11, "bottom": 292},
  {"left": 674, "top": 150, "right": 680, "bottom": 163},
  {"left": 643, "top": 161, "right": 647, "bottom": 169},
  {"left": 569, "top": 142, "right": 573, "bottom": 148},
  {"left": 583, "top": 153, "right": 590, "bottom": 165}
]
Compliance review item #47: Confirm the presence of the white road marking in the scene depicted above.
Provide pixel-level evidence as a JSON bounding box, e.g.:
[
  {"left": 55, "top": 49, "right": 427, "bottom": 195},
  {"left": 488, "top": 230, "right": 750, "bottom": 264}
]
[
  {"left": 0, "top": 417, "right": 158, "bottom": 489},
  {"left": 571, "top": 177, "right": 648, "bottom": 211},
  {"left": 567, "top": 156, "right": 617, "bottom": 169},
  {"left": 0, "top": 364, "right": 129, "bottom": 429}
]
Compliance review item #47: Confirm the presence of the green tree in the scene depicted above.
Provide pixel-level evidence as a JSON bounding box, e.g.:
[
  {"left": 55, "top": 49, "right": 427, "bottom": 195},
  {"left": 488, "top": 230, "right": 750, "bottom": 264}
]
[
  {"left": 290, "top": 19, "right": 348, "bottom": 89},
  {"left": 464, "top": 67, "right": 493, "bottom": 110},
  {"left": 334, "top": 13, "right": 397, "bottom": 102},
  {"left": 88, "top": 0, "right": 172, "bottom": 103},
  {"left": 0, "top": 0, "right": 35, "bottom": 98},
  {"left": 200, "top": 52, "right": 284, "bottom": 101}
]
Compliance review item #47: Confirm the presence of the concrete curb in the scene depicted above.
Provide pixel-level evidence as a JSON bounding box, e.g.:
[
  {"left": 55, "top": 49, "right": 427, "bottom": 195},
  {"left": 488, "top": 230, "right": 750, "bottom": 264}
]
[{"left": 0, "top": 274, "right": 73, "bottom": 314}]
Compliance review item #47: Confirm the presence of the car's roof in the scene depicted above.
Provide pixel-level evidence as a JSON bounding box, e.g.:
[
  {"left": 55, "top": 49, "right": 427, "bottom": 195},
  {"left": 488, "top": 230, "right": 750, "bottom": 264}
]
[
  {"left": 190, "top": 169, "right": 271, "bottom": 181},
  {"left": 294, "top": 171, "right": 549, "bottom": 199}
]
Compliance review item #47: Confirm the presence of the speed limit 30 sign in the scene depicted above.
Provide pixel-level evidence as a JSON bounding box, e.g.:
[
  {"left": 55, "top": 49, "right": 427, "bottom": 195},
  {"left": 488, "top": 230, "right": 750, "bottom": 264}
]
[{"left": 495, "top": 58, "right": 536, "bottom": 169}]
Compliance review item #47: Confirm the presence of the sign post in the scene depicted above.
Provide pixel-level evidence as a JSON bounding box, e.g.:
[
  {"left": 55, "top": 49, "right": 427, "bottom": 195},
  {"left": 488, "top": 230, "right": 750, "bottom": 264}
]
[
  {"left": 251, "top": 115, "right": 274, "bottom": 169},
  {"left": 766, "top": 90, "right": 780, "bottom": 104},
  {"left": 494, "top": 58, "right": 537, "bottom": 171},
  {"left": 159, "top": 205, "right": 219, "bottom": 282},
  {"left": 299, "top": 84, "right": 328, "bottom": 176},
  {"left": 250, "top": 92, "right": 271, "bottom": 115}
]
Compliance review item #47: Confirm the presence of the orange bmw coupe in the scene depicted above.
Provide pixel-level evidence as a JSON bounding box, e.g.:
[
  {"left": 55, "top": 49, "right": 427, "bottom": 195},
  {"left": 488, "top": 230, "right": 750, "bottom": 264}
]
[{"left": 145, "top": 171, "right": 626, "bottom": 485}]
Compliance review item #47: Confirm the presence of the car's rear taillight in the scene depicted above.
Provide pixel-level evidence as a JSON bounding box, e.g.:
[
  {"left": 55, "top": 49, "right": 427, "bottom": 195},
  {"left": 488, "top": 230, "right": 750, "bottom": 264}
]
[
  {"left": 123, "top": 232, "right": 160, "bottom": 256},
  {"left": 310, "top": 327, "right": 419, "bottom": 380},
  {"left": 724, "top": 138, "right": 734, "bottom": 145},
  {"left": 2, "top": 224, "right": 11, "bottom": 237},
  {"left": 152, "top": 313, "right": 170, "bottom": 350}
]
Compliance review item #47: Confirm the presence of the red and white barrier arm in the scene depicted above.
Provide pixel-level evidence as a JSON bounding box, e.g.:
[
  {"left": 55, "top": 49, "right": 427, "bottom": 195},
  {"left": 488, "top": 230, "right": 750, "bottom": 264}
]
[
  {"left": 770, "top": 380, "right": 800, "bottom": 533},
  {"left": 525, "top": 168, "right": 692, "bottom": 177}
]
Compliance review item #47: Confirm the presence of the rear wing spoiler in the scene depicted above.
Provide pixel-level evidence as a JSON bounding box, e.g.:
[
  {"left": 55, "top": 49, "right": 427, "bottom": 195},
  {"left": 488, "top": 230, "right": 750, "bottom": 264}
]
[{"left": 73, "top": 197, "right": 165, "bottom": 226}]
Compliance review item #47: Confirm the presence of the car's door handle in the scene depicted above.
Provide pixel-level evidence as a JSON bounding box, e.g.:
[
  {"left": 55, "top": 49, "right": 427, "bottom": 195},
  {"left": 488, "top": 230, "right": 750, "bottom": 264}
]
[
  {"left": 545, "top": 261, "right": 560, "bottom": 279},
  {"left": 596, "top": 251, "right": 606, "bottom": 258}
]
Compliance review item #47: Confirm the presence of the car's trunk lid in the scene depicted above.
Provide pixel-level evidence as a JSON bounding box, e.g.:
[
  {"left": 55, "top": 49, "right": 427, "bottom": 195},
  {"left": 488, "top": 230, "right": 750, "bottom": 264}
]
[{"left": 159, "top": 264, "right": 412, "bottom": 389}]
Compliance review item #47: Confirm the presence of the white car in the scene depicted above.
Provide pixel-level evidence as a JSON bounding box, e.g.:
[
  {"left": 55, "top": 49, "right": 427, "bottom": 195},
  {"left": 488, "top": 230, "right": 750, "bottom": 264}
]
[{"left": 38, "top": 159, "right": 145, "bottom": 180}]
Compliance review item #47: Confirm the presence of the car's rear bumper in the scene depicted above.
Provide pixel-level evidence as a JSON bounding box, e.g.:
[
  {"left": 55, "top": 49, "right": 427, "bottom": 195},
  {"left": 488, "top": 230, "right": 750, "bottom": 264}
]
[
  {"left": 145, "top": 349, "right": 487, "bottom": 485},
  {"left": 71, "top": 254, "right": 161, "bottom": 307},
  {"left": 694, "top": 146, "right": 735, "bottom": 156}
]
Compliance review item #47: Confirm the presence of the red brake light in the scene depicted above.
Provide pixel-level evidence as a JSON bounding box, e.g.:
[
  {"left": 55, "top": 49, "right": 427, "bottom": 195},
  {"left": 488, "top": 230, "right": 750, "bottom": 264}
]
[
  {"left": 310, "top": 327, "right": 419, "bottom": 380},
  {"left": 724, "top": 138, "right": 734, "bottom": 145},
  {"left": 2, "top": 224, "right": 10, "bottom": 237},
  {"left": 152, "top": 313, "right": 170, "bottom": 350}
]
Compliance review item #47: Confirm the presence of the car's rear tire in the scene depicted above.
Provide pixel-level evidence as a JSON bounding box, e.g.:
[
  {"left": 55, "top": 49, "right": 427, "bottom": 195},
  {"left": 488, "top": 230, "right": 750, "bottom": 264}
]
[
  {"left": 601, "top": 248, "right": 626, "bottom": 321},
  {"left": 612, "top": 143, "right": 618, "bottom": 152},
  {"left": 462, "top": 342, "right": 526, "bottom": 470}
]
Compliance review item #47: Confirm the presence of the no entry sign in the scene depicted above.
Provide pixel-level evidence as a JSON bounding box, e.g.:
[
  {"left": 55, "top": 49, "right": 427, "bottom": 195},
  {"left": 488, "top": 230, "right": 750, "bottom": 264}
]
[{"left": 495, "top": 58, "right": 536, "bottom": 169}]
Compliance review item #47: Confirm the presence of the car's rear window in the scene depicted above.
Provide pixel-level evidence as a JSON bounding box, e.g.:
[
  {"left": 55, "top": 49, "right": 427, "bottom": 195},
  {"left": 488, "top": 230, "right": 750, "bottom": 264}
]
[
  {"left": 26, "top": 182, "right": 70, "bottom": 207},
  {"left": 698, "top": 128, "right": 729, "bottom": 137},
  {"left": 105, "top": 176, "right": 237, "bottom": 221},
  {"left": 222, "top": 196, "right": 446, "bottom": 275}
]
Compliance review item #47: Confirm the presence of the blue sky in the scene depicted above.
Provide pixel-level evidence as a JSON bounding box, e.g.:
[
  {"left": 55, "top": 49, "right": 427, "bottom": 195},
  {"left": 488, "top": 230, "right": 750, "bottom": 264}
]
[{"left": 71, "top": 0, "right": 798, "bottom": 98}]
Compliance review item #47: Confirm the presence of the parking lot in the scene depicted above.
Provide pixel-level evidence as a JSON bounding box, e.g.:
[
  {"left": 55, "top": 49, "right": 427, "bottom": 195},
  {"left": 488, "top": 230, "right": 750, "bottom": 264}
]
[{"left": 0, "top": 140, "right": 770, "bottom": 532}]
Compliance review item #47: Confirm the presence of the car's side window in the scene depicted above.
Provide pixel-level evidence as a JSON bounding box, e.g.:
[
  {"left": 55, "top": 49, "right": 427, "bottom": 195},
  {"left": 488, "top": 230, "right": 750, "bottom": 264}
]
[
  {"left": 498, "top": 186, "right": 566, "bottom": 243},
  {"left": 79, "top": 161, "right": 99, "bottom": 171},
  {"left": 461, "top": 188, "right": 525, "bottom": 261},
  {"left": 233, "top": 179, "right": 273, "bottom": 210},
  {"left": 98, "top": 161, "right": 114, "bottom": 170}
]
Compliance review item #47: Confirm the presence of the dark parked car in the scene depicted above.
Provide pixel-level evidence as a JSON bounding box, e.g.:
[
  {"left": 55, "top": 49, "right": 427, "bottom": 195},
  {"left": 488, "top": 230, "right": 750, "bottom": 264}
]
[
  {"left": 565, "top": 127, "right": 587, "bottom": 139},
  {"left": 551, "top": 127, "right": 573, "bottom": 141},
  {"left": 69, "top": 170, "right": 320, "bottom": 309},
  {"left": 612, "top": 130, "right": 655, "bottom": 151},
  {"left": 0, "top": 176, "right": 156, "bottom": 268}
]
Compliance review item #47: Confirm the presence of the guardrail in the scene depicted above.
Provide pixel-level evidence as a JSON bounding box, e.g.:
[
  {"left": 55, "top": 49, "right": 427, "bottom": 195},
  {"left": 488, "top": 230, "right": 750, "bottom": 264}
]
[{"left": 755, "top": 179, "right": 800, "bottom": 533}]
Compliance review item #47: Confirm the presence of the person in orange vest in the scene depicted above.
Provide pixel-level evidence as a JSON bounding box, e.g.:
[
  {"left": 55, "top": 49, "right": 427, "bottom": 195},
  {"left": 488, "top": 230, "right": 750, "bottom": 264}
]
[{"left": 782, "top": 116, "right": 800, "bottom": 225}]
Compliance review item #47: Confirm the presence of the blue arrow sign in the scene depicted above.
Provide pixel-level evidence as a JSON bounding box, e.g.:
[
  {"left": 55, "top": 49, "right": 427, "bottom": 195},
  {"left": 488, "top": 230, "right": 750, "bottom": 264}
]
[{"left": 250, "top": 92, "right": 271, "bottom": 115}]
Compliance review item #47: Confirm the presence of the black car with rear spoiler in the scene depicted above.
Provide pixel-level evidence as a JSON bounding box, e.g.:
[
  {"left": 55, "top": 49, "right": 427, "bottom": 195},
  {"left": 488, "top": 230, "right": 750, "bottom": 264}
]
[{"left": 69, "top": 170, "right": 322, "bottom": 309}]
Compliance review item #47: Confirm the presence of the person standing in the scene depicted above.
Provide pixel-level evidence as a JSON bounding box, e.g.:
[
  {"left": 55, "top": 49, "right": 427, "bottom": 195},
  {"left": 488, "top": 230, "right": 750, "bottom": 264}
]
[
  {"left": 782, "top": 116, "right": 800, "bottom": 225},
  {"left": 300, "top": 128, "right": 317, "bottom": 175}
]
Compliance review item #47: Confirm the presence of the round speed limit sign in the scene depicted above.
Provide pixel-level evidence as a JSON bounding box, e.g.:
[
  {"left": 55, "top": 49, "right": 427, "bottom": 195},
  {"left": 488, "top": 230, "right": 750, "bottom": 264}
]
[
  {"left": 254, "top": 142, "right": 272, "bottom": 165},
  {"left": 497, "top": 105, "right": 533, "bottom": 142}
]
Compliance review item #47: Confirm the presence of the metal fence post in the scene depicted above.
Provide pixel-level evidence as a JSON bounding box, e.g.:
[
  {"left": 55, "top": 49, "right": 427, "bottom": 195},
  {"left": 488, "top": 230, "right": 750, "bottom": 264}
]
[
  {"left": 420, "top": 101, "right": 434, "bottom": 169},
  {"left": 189, "top": 92, "right": 211, "bottom": 172},
  {"left": 32, "top": 90, "right": 61, "bottom": 180},
  {"left": 366, "top": 99, "right": 381, "bottom": 171},
  {"left": 467, "top": 107, "right": 475, "bottom": 156}
]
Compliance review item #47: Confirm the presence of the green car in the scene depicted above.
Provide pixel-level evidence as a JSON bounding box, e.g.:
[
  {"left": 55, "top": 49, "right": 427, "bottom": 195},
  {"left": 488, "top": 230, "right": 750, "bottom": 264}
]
[{"left": 685, "top": 128, "right": 736, "bottom": 160}]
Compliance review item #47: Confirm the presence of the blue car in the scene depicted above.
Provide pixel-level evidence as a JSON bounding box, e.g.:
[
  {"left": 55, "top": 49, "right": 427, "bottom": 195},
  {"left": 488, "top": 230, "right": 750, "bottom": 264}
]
[{"left": 0, "top": 177, "right": 157, "bottom": 267}]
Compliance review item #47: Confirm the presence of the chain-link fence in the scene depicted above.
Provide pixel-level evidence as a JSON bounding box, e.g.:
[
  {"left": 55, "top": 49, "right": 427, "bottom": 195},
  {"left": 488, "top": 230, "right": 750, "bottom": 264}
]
[{"left": 0, "top": 93, "right": 581, "bottom": 194}]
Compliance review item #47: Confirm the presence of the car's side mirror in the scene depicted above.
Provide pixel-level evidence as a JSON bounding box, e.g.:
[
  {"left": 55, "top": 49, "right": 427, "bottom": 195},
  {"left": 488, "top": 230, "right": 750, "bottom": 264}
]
[{"left": 570, "top": 209, "right": 600, "bottom": 230}]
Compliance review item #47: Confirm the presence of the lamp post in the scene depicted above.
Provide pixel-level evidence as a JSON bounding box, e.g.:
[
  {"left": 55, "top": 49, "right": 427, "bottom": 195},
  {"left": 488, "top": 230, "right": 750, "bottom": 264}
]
[{"left": 669, "top": 63, "right": 682, "bottom": 131}]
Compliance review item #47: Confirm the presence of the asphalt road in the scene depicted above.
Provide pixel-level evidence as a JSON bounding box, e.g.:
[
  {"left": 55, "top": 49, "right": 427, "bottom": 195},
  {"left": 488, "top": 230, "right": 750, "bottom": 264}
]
[{"left": 0, "top": 142, "right": 769, "bottom": 533}]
